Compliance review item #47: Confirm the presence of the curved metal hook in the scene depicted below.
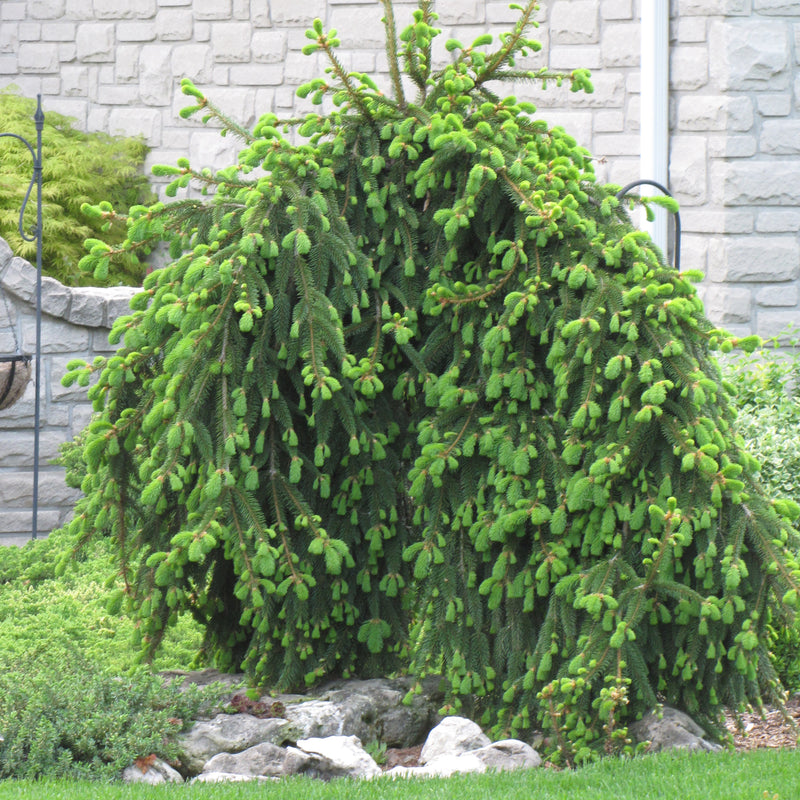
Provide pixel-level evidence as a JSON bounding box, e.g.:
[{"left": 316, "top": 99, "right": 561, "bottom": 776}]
[
  {"left": 616, "top": 179, "right": 681, "bottom": 272},
  {"left": 0, "top": 96, "right": 43, "bottom": 244}
]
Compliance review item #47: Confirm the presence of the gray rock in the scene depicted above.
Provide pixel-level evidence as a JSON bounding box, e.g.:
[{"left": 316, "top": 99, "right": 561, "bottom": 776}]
[
  {"left": 471, "top": 739, "right": 542, "bottom": 771},
  {"left": 272, "top": 677, "right": 439, "bottom": 748},
  {"left": 419, "top": 716, "right": 491, "bottom": 764},
  {"left": 283, "top": 745, "right": 338, "bottom": 779},
  {"left": 281, "top": 699, "right": 352, "bottom": 740},
  {"left": 121, "top": 757, "right": 183, "bottom": 785},
  {"left": 628, "top": 706, "right": 723, "bottom": 753},
  {"left": 177, "top": 714, "right": 293, "bottom": 773},
  {"left": 202, "top": 742, "right": 288, "bottom": 777}
]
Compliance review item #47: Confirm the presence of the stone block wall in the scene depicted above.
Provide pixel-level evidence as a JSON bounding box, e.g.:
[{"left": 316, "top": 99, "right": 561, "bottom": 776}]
[
  {"left": 4, "top": 2, "right": 800, "bottom": 335},
  {"left": 1, "top": 1, "right": 799, "bottom": 540},
  {"left": 0, "top": 237, "right": 136, "bottom": 545},
  {"left": 672, "top": 0, "right": 800, "bottom": 339}
]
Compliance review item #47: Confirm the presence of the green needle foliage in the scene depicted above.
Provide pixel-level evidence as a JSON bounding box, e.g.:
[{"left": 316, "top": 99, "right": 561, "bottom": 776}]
[
  {"left": 64, "top": 1, "right": 800, "bottom": 762},
  {"left": 0, "top": 87, "right": 153, "bottom": 286}
]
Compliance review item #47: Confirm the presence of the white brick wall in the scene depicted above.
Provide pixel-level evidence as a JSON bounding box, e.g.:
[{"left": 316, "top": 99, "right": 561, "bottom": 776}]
[{"left": 0, "top": 0, "right": 798, "bottom": 338}]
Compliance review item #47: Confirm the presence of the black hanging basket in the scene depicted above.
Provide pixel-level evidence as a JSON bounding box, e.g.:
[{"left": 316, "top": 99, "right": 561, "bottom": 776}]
[{"left": 0, "top": 354, "right": 31, "bottom": 410}]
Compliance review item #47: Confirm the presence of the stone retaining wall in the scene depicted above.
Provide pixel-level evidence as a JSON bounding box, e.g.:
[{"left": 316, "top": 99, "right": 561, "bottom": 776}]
[{"left": 0, "top": 237, "right": 135, "bottom": 545}]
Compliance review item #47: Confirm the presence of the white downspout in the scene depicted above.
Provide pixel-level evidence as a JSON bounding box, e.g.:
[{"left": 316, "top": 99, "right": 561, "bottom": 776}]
[{"left": 640, "top": 0, "right": 670, "bottom": 256}]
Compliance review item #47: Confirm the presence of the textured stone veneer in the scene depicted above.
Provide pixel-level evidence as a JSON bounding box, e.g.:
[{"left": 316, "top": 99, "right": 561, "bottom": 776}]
[
  {"left": 2, "top": 1, "right": 800, "bottom": 336},
  {"left": 0, "top": 237, "right": 136, "bottom": 545}
]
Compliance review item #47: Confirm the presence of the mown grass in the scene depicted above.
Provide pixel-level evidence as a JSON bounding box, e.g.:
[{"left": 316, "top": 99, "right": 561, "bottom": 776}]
[{"left": 0, "top": 748, "right": 797, "bottom": 800}]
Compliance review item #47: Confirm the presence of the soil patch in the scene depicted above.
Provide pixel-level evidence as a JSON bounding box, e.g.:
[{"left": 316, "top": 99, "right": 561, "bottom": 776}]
[{"left": 725, "top": 696, "right": 800, "bottom": 751}]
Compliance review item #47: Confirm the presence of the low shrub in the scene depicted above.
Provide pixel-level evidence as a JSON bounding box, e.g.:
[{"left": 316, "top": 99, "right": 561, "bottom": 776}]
[
  {"left": 722, "top": 329, "right": 800, "bottom": 505},
  {"left": 0, "top": 527, "right": 203, "bottom": 675},
  {"left": 0, "top": 652, "right": 223, "bottom": 781},
  {"left": 0, "top": 86, "right": 154, "bottom": 286},
  {"left": 722, "top": 329, "right": 800, "bottom": 692}
]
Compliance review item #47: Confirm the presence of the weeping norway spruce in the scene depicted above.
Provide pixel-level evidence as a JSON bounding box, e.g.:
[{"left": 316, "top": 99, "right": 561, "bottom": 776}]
[{"left": 64, "top": 1, "right": 800, "bottom": 762}]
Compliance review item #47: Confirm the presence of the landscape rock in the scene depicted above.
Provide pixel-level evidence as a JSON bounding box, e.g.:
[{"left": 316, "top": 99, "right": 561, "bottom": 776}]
[
  {"left": 177, "top": 713, "right": 294, "bottom": 773},
  {"left": 417, "top": 751, "right": 487, "bottom": 777},
  {"left": 471, "top": 739, "right": 543, "bottom": 771},
  {"left": 280, "top": 699, "right": 351, "bottom": 740},
  {"left": 272, "top": 677, "right": 440, "bottom": 748},
  {"left": 282, "top": 745, "right": 340, "bottom": 780},
  {"left": 122, "top": 757, "right": 183, "bottom": 785},
  {"left": 419, "top": 716, "right": 491, "bottom": 764},
  {"left": 294, "top": 735, "right": 382, "bottom": 778},
  {"left": 201, "top": 742, "right": 288, "bottom": 778},
  {"left": 629, "top": 706, "right": 723, "bottom": 753},
  {"left": 122, "top": 676, "right": 651, "bottom": 784},
  {"left": 380, "top": 731, "right": 540, "bottom": 779}
]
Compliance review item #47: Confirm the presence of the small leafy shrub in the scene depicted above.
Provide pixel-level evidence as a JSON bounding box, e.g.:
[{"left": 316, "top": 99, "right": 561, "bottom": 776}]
[
  {"left": 0, "top": 652, "right": 222, "bottom": 781},
  {"left": 364, "top": 740, "right": 388, "bottom": 766},
  {"left": 0, "top": 87, "right": 154, "bottom": 286},
  {"left": 722, "top": 329, "right": 800, "bottom": 505},
  {"left": 57, "top": 431, "right": 89, "bottom": 492},
  {"left": 768, "top": 623, "right": 800, "bottom": 693},
  {"left": 722, "top": 330, "right": 800, "bottom": 691}
]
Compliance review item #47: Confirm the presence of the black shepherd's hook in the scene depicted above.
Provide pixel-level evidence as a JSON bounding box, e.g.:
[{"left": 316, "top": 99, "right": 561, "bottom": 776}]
[
  {"left": 0, "top": 95, "right": 44, "bottom": 539},
  {"left": 616, "top": 179, "right": 681, "bottom": 272}
]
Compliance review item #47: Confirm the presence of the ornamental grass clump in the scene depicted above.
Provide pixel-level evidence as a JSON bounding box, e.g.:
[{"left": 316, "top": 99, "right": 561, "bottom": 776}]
[{"left": 64, "top": 1, "right": 800, "bottom": 763}]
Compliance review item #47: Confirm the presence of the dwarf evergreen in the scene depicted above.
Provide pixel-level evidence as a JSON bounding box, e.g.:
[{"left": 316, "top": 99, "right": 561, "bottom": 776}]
[{"left": 65, "top": 1, "right": 800, "bottom": 761}]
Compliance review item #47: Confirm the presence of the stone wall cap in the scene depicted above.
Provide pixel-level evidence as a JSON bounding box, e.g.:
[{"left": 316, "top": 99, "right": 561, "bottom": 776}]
[
  {"left": 1, "top": 258, "right": 38, "bottom": 303},
  {"left": 0, "top": 238, "right": 140, "bottom": 327},
  {"left": 0, "top": 238, "right": 13, "bottom": 272}
]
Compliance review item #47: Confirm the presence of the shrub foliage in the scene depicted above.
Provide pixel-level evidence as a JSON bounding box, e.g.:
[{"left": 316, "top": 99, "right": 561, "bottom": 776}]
[
  {"left": 0, "top": 87, "right": 153, "bottom": 286},
  {"left": 0, "top": 526, "right": 202, "bottom": 676},
  {"left": 721, "top": 333, "right": 800, "bottom": 693},
  {"left": 0, "top": 652, "right": 220, "bottom": 781},
  {"left": 65, "top": 1, "right": 800, "bottom": 761}
]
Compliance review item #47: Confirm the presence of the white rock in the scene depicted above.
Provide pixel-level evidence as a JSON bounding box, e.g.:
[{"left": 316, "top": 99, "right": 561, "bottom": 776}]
[
  {"left": 419, "top": 716, "right": 491, "bottom": 764},
  {"left": 282, "top": 700, "right": 348, "bottom": 739},
  {"left": 420, "top": 752, "right": 487, "bottom": 777},
  {"left": 296, "top": 735, "right": 381, "bottom": 778},
  {"left": 122, "top": 757, "right": 183, "bottom": 785}
]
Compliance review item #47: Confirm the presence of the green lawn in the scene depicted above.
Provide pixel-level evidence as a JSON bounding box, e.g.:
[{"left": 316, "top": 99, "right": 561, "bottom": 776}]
[{"left": 0, "top": 748, "right": 796, "bottom": 800}]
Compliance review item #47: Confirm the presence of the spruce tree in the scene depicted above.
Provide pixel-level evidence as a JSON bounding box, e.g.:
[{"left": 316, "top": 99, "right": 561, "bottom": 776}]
[{"left": 65, "top": 1, "right": 800, "bottom": 761}]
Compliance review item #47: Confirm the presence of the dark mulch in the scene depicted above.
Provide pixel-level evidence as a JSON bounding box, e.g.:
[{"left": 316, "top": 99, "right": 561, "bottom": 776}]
[
  {"left": 724, "top": 695, "right": 800, "bottom": 751},
  {"left": 383, "top": 745, "right": 423, "bottom": 770}
]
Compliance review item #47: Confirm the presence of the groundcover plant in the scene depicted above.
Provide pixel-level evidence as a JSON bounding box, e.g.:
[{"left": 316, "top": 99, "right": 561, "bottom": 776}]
[{"left": 64, "top": 0, "right": 800, "bottom": 763}]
